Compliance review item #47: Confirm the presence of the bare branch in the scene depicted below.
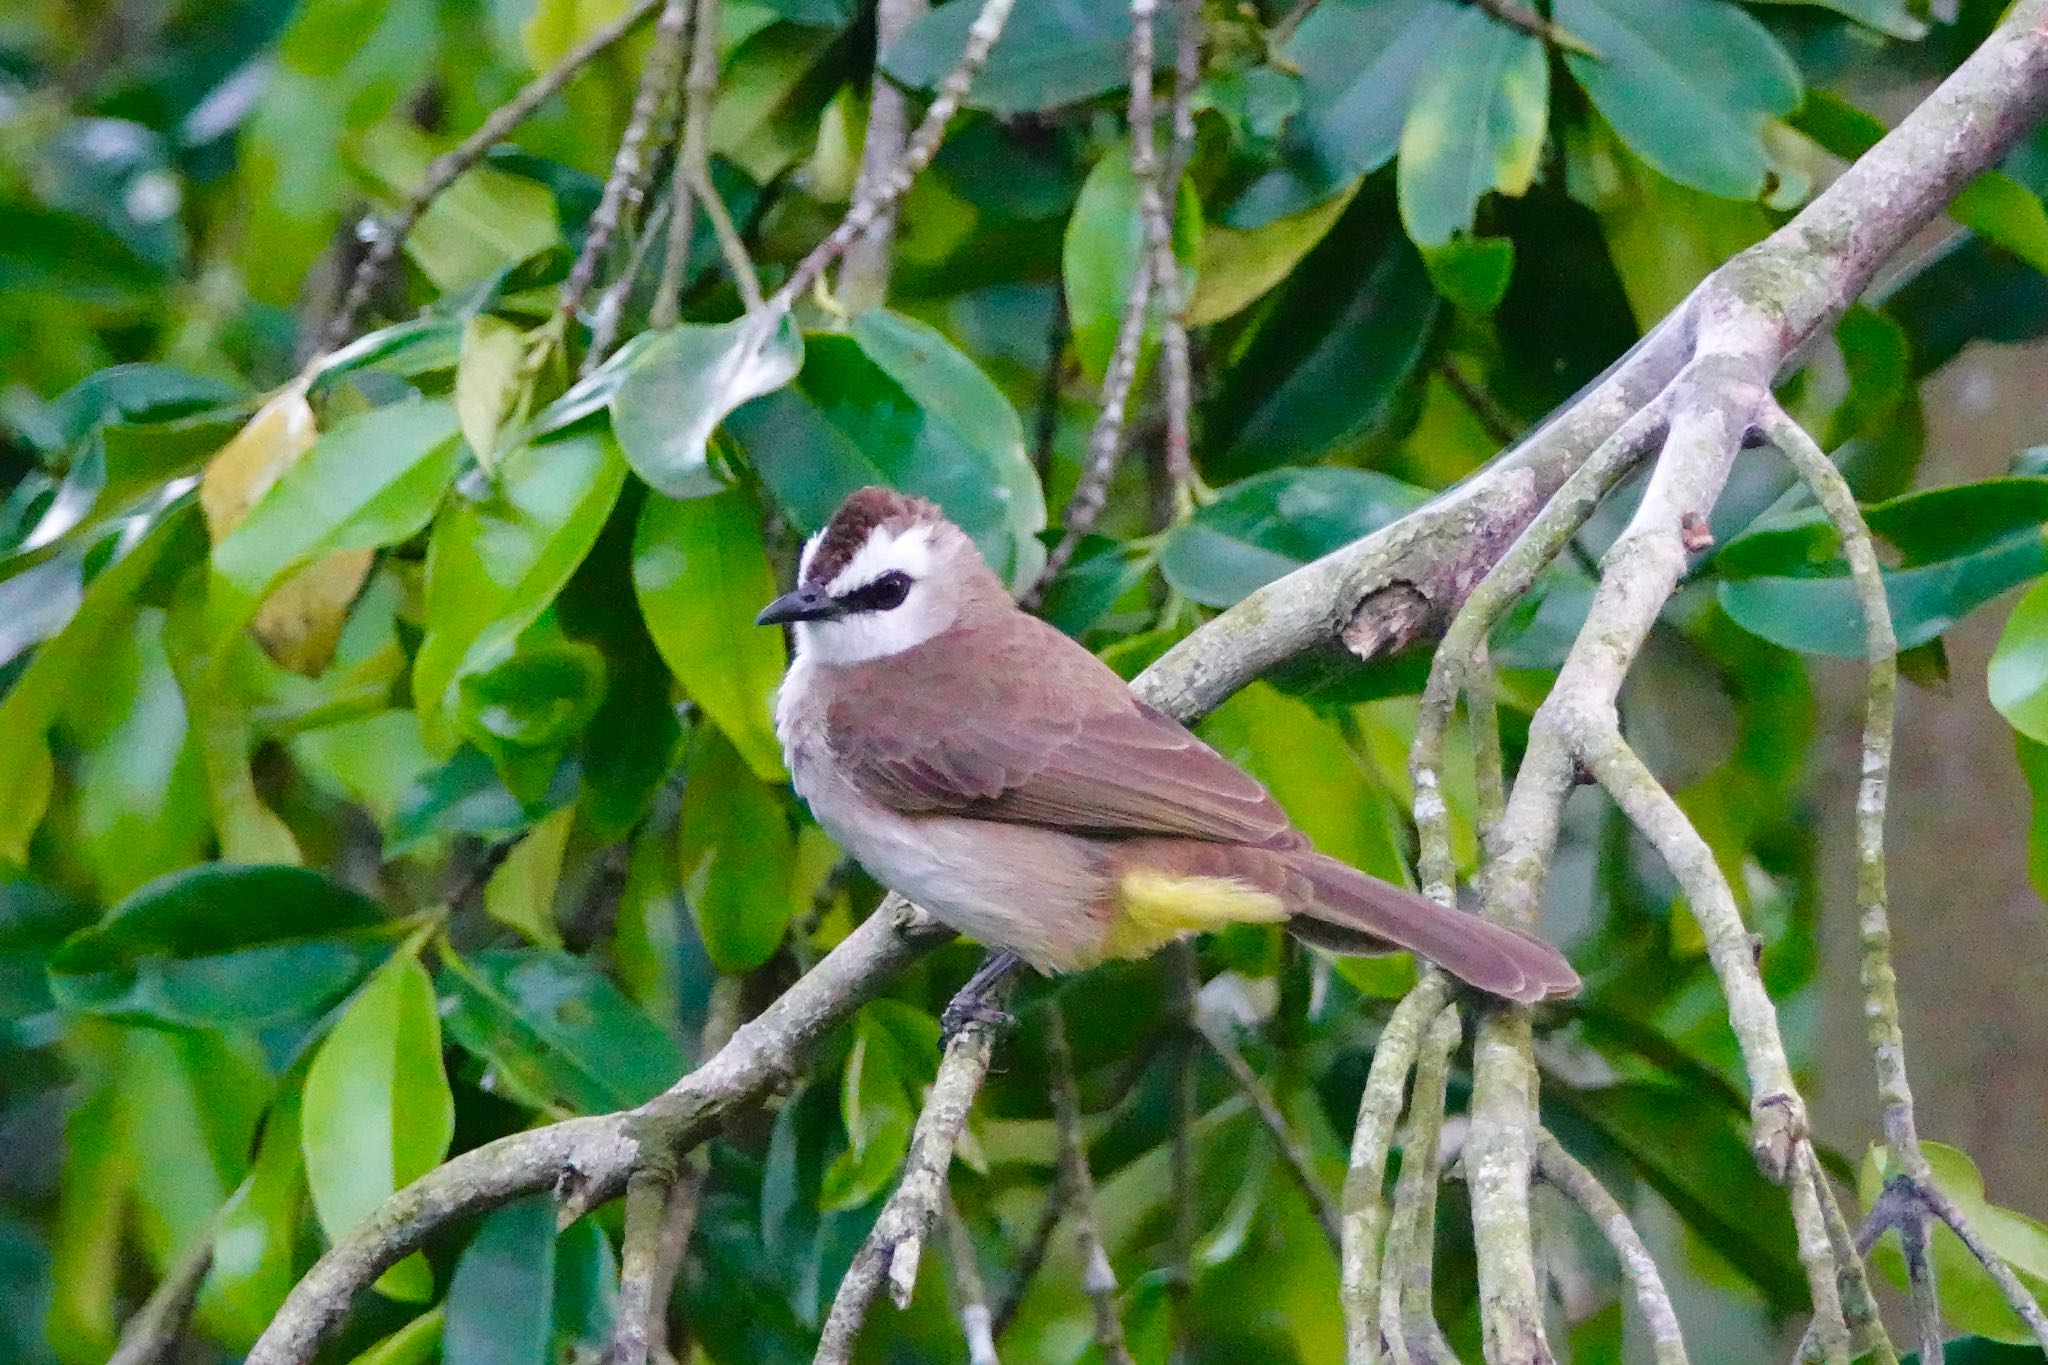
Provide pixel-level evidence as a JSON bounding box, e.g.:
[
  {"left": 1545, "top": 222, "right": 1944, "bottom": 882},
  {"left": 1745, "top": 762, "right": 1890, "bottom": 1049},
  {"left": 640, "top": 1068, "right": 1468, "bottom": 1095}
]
[
  {"left": 1193, "top": 1011, "right": 1342, "bottom": 1250},
  {"left": 651, "top": 0, "right": 763, "bottom": 324},
  {"left": 991, "top": 1187, "right": 1067, "bottom": 1338},
  {"left": 771, "top": 0, "right": 1018, "bottom": 310},
  {"left": 1378, "top": 1004, "right": 1460, "bottom": 1364},
  {"left": 321, "top": 0, "right": 665, "bottom": 349},
  {"left": 815, "top": 976, "right": 1013, "bottom": 1362},
  {"left": 108, "top": 1234, "right": 214, "bottom": 1365},
  {"left": 1805, "top": 1145, "right": 1901, "bottom": 1365},
  {"left": 561, "top": 0, "right": 692, "bottom": 338},
  {"left": 1046, "top": 1006, "right": 1136, "bottom": 1365},
  {"left": 838, "top": 0, "right": 928, "bottom": 311},
  {"left": 1534, "top": 1131, "right": 1688, "bottom": 1365},
  {"left": 943, "top": 1195, "right": 1001, "bottom": 1365},
  {"left": 1340, "top": 974, "right": 1451, "bottom": 1365},
  {"left": 1791, "top": 1151, "right": 1853, "bottom": 1363}
]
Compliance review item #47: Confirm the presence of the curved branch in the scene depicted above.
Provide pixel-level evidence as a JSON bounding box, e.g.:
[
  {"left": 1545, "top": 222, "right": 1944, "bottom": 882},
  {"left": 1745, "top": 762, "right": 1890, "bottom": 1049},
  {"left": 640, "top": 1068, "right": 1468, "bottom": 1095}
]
[{"left": 1533, "top": 1131, "right": 1687, "bottom": 1365}]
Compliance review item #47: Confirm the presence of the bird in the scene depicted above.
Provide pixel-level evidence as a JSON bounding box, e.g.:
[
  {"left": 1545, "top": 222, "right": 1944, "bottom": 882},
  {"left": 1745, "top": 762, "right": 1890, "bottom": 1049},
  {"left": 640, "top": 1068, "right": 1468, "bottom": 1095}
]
[{"left": 759, "top": 486, "right": 1580, "bottom": 1015}]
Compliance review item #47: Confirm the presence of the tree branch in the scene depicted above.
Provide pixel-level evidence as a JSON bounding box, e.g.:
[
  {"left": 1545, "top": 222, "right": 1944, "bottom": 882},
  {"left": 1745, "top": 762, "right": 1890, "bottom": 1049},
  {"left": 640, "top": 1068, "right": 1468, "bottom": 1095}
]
[
  {"left": 1378, "top": 1003, "right": 1460, "bottom": 1365},
  {"left": 837, "top": 0, "right": 928, "bottom": 311},
  {"left": 943, "top": 1194, "right": 1001, "bottom": 1365},
  {"left": 1045, "top": 1006, "right": 1136, "bottom": 1365},
  {"left": 1193, "top": 1010, "right": 1342, "bottom": 1251},
  {"left": 1533, "top": 1131, "right": 1688, "bottom": 1365},
  {"left": 321, "top": 0, "right": 665, "bottom": 349}
]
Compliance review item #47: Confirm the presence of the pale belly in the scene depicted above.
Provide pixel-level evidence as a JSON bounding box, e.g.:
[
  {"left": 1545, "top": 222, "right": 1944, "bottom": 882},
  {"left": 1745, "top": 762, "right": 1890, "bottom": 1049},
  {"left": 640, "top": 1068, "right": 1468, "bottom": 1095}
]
[{"left": 792, "top": 759, "right": 1109, "bottom": 972}]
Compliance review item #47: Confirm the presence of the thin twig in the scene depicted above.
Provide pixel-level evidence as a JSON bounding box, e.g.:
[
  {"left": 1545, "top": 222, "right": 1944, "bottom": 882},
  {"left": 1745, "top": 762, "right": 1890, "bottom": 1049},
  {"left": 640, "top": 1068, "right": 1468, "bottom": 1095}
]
[
  {"left": 1156, "top": 0, "right": 1201, "bottom": 506},
  {"left": 1468, "top": 0, "right": 1601, "bottom": 57},
  {"left": 562, "top": 0, "right": 693, "bottom": 338},
  {"left": 1339, "top": 974, "right": 1451, "bottom": 1365},
  {"left": 1036, "top": 0, "right": 1166, "bottom": 592},
  {"left": 990, "top": 1187, "right": 1067, "bottom": 1338},
  {"left": 1806, "top": 1145, "right": 1900, "bottom": 1365},
  {"left": 814, "top": 977, "right": 1014, "bottom": 1363},
  {"left": 1377, "top": 1005, "right": 1460, "bottom": 1365},
  {"left": 607, "top": 976, "right": 743, "bottom": 1365},
  {"left": 1763, "top": 404, "right": 1946, "bottom": 1361},
  {"left": 322, "top": 0, "right": 666, "bottom": 348},
  {"left": 1193, "top": 1013, "right": 1341, "bottom": 1250},
  {"left": 1046, "top": 1007, "right": 1137, "bottom": 1365},
  {"left": 839, "top": 0, "right": 929, "bottom": 310},
  {"left": 587, "top": 190, "right": 674, "bottom": 372},
  {"left": 943, "top": 1195, "right": 1001, "bottom": 1365},
  {"left": 1438, "top": 360, "right": 1520, "bottom": 451},
  {"left": 1791, "top": 1150, "right": 1853, "bottom": 1364},
  {"left": 1167, "top": 943, "right": 1200, "bottom": 1352},
  {"left": 1534, "top": 1131, "right": 1689, "bottom": 1365},
  {"left": 107, "top": 1235, "right": 215, "bottom": 1365},
  {"left": 771, "top": 0, "right": 1018, "bottom": 310}
]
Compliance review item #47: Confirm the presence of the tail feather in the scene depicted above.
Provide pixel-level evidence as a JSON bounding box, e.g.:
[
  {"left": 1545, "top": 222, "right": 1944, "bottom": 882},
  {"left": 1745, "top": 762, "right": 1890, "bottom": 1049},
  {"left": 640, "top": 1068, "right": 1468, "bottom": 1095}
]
[{"left": 1284, "top": 852, "right": 1579, "bottom": 1004}]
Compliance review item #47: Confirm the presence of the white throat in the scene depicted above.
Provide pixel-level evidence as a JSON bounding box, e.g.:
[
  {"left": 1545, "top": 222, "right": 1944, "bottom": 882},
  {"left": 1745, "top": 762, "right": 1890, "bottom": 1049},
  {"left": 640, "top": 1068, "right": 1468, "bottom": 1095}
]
[{"left": 792, "top": 522, "right": 952, "bottom": 665}]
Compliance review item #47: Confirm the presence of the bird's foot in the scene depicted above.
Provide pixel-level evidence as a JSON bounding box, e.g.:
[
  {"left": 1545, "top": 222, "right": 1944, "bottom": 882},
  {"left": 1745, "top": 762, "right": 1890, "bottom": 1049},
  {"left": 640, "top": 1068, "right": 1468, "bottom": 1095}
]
[{"left": 939, "top": 950, "right": 1023, "bottom": 1047}]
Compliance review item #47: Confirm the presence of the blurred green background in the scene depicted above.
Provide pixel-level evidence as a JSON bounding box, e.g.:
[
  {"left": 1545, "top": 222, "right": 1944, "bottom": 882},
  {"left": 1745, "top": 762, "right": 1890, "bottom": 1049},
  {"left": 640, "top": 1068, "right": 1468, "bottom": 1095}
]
[{"left": 5, "top": 0, "right": 2048, "bottom": 1359}]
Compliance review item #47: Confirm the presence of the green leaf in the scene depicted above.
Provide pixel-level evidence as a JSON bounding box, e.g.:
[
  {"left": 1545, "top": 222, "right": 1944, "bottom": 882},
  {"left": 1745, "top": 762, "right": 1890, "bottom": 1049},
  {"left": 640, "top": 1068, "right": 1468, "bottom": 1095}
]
[
  {"left": 1572, "top": 115, "right": 1771, "bottom": 328},
  {"left": 1161, "top": 467, "right": 1431, "bottom": 607},
  {"left": 1862, "top": 1142, "right": 2048, "bottom": 1344},
  {"left": 48, "top": 1073, "right": 126, "bottom": 1362},
  {"left": 301, "top": 951, "right": 454, "bottom": 1302},
  {"left": 454, "top": 315, "right": 528, "bottom": 469},
  {"left": 821, "top": 1002, "right": 936, "bottom": 1211},
  {"left": 632, "top": 489, "right": 788, "bottom": 782},
  {"left": 881, "top": 0, "right": 1187, "bottom": 117},
  {"left": 441, "top": 947, "right": 683, "bottom": 1113},
  {"left": 1746, "top": 0, "right": 1925, "bottom": 39},
  {"left": 47, "top": 864, "right": 400, "bottom": 1029},
  {"left": 1952, "top": 172, "right": 2048, "bottom": 278},
  {"left": 386, "top": 746, "right": 564, "bottom": 858},
  {"left": 0, "top": 878, "right": 89, "bottom": 1018},
  {"left": 351, "top": 124, "right": 560, "bottom": 293},
  {"left": 454, "top": 634, "right": 609, "bottom": 798},
  {"left": 2016, "top": 736, "right": 2048, "bottom": 908},
  {"left": 201, "top": 1083, "right": 306, "bottom": 1348},
  {"left": 1992, "top": 577, "right": 2048, "bottom": 744},
  {"left": 678, "top": 727, "right": 795, "bottom": 973},
  {"left": 0, "top": 505, "right": 204, "bottom": 865},
  {"left": 1062, "top": 142, "right": 1203, "bottom": 384},
  {"left": 728, "top": 310, "right": 1046, "bottom": 587},
  {"left": 1556, "top": 0, "right": 1801, "bottom": 200},
  {"left": 552, "top": 1217, "right": 619, "bottom": 1352},
  {"left": 413, "top": 425, "right": 628, "bottom": 751},
  {"left": 483, "top": 805, "right": 574, "bottom": 947},
  {"left": 1191, "top": 184, "right": 1358, "bottom": 326},
  {"left": 207, "top": 397, "right": 462, "bottom": 654},
  {"left": 1236, "top": 0, "right": 1462, "bottom": 225},
  {"left": 1395, "top": 6, "right": 1547, "bottom": 248},
  {"left": 1204, "top": 195, "right": 1439, "bottom": 477},
  {"left": 117, "top": 1027, "right": 269, "bottom": 1275},
  {"left": 444, "top": 1196, "right": 555, "bottom": 1365},
  {"left": 1718, "top": 479, "right": 2048, "bottom": 658},
  {"left": 344, "top": 1310, "right": 444, "bottom": 1365},
  {"left": 610, "top": 314, "right": 804, "bottom": 498}
]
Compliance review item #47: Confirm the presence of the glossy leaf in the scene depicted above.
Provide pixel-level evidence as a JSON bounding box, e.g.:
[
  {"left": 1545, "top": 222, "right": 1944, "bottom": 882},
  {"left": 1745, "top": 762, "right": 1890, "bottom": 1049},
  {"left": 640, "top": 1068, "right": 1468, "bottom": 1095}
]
[
  {"left": 443, "top": 1196, "right": 555, "bottom": 1365},
  {"left": 728, "top": 309, "right": 1046, "bottom": 587},
  {"left": 301, "top": 951, "right": 454, "bottom": 1302},
  {"left": 1063, "top": 143, "right": 1203, "bottom": 383},
  {"left": 47, "top": 864, "right": 399, "bottom": 1028},
  {"left": 0, "top": 506, "right": 203, "bottom": 864},
  {"left": 413, "top": 426, "right": 628, "bottom": 751},
  {"left": 483, "top": 805, "right": 573, "bottom": 947},
  {"left": 1556, "top": 0, "right": 1801, "bottom": 200},
  {"left": 1395, "top": 6, "right": 1546, "bottom": 248},
  {"left": 821, "top": 1001, "right": 937, "bottom": 1211},
  {"left": 1236, "top": 0, "right": 1461, "bottom": 225},
  {"left": 1204, "top": 197, "right": 1439, "bottom": 477},
  {"left": 552, "top": 1217, "right": 620, "bottom": 1352},
  {"left": 202, "top": 1083, "right": 306, "bottom": 1347},
  {"left": 116, "top": 1027, "right": 269, "bottom": 1275},
  {"left": 678, "top": 727, "right": 795, "bottom": 974},
  {"left": 440, "top": 947, "right": 683, "bottom": 1113},
  {"left": 1992, "top": 577, "right": 2048, "bottom": 744},
  {"left": 610, "top": 313, "right": 804, "bottom": 497},
  {"left": 207, "top": 397, "right": 462, "bottom": 659},
  {"left": 632, "top": 489, "right": 788, "bottom": 782},
  {"left": 882, "top": 0, "right": 1186, "bottom": 117},
  {"left": 1718, "top": 479, "right": 2048, "bottom": 658},
  {"left": 1191, "top": 185, "right": 1358, "bottom": 325},
  {"left": 1161, "top": 467, "right": 1430, "bottom": 607}
]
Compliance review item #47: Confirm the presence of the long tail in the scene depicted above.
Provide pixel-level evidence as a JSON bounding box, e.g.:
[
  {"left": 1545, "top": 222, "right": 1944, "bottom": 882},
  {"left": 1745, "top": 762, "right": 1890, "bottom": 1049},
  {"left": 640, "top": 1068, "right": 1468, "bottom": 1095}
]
[{"left": 1283, "top": 851, "right": 1580, "bottom": 1004}]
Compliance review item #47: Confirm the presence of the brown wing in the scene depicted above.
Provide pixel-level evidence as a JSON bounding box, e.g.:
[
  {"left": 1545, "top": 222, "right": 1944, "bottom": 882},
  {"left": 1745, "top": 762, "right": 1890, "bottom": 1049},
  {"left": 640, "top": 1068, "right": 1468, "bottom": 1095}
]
[{"left": 825, "top": 615, "right": 1298, "bottom": 847}]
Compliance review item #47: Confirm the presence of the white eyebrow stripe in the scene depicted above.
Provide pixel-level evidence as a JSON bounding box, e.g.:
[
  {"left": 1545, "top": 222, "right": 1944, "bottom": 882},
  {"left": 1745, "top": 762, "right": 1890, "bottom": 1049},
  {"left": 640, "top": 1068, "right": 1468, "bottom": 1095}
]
[{"left": 825, "top": 524, "right": 937, "bottom": 597}]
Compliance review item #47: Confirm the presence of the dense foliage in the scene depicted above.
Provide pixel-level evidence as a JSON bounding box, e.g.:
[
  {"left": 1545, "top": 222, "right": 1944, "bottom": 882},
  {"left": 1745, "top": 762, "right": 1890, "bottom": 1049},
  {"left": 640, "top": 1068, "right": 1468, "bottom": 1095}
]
[{"left": 5, "top": 0, "right": 2048, "bottom": 1360}]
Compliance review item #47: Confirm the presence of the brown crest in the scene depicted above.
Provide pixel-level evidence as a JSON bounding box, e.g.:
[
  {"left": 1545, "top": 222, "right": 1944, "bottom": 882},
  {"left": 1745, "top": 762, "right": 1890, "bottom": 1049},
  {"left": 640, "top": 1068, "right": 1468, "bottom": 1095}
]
[{"left": 802, "top": 486, "right": 943, "bottom": 587}]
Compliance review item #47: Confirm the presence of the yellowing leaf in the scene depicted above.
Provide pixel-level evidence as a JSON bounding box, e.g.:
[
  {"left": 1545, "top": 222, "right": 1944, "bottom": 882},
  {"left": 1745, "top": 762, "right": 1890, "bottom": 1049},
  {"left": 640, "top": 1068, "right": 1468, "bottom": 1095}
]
[{"left": 483, "top": 805, "right": 574, "bottom": 947}]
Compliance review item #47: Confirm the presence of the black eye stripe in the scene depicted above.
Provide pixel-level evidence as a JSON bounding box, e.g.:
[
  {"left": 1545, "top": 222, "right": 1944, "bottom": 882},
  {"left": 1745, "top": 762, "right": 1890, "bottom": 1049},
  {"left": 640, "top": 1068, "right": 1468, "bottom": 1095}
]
[{"left": 836, "top": 570, "right": 912, "bottom": 613}]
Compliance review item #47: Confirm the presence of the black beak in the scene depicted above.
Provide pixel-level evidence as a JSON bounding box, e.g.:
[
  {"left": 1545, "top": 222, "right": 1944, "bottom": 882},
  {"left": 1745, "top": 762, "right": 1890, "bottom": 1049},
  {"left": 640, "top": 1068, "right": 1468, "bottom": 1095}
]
[{"left": 756, "top": 586, "right": 839, "bottom": 626}]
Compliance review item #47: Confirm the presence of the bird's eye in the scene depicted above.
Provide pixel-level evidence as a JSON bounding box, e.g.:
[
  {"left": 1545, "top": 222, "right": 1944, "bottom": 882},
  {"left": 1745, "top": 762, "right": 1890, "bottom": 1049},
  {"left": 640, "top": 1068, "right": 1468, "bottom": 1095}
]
[
  {"left": 838, "top": 569, "right": 913, "bottom": 614},
  {"left": 868, "top": 570, "right": 911, "bottom": 611}
]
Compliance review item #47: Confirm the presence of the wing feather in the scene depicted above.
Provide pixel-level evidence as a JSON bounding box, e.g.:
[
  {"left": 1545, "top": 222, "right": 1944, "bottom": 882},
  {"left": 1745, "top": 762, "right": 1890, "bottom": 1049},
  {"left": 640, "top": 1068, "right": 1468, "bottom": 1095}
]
[{"left": 825, "top": 617, "right": 1297, "bottom": 847}]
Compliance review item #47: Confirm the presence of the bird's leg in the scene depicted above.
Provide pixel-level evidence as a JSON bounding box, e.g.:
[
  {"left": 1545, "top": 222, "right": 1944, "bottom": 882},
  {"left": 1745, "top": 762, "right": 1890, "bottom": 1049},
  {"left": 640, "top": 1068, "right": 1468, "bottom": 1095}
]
[{"left": 939, "top": 949, "right": 1024, "bottom": 1044}]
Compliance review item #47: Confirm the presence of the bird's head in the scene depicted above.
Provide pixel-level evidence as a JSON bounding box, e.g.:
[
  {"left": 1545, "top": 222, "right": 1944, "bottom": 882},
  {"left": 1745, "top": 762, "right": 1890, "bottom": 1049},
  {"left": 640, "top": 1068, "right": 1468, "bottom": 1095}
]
[{"left": 756, "top": 487, "right": 1004, "bottom": 664}]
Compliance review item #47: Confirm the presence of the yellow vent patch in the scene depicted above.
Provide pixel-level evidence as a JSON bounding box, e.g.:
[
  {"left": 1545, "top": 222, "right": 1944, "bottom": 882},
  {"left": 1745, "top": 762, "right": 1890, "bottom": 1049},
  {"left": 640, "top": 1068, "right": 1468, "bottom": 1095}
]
[{"left": 1104, "top": 871, "right": 1289, "bottom": 960}]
